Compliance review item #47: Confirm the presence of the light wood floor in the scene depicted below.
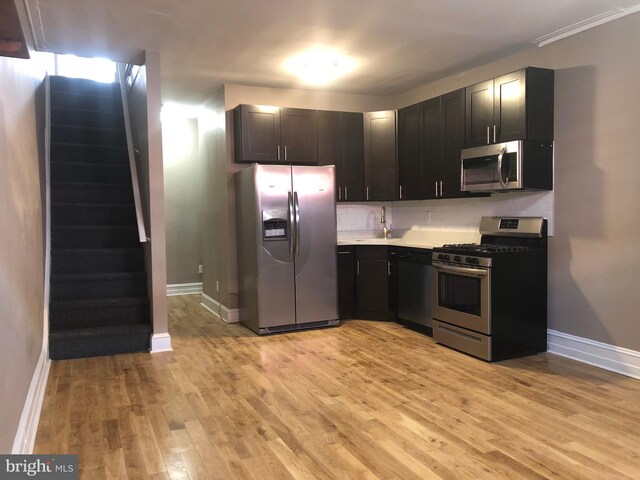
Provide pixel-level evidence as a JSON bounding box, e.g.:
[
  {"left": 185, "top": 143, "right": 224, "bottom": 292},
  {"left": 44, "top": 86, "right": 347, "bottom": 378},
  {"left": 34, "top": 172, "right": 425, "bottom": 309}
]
[{"left": 35, "top": 296, "right": 640, "bottom": 479}]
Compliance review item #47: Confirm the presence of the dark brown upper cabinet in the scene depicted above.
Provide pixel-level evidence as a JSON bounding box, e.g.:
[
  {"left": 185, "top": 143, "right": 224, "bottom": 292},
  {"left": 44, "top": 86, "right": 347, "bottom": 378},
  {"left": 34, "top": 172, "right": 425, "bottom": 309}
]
[
  {"left": 233, "top": 105, "right": 318, "bottom": 164},
  {"left": 419, "top": 89, "right": 466, "bottom": 199},
  {"left": 318, "top": 110, "right": 364, "bottom": 202},
  {"left": 397, "top": 104, "right": 421, "bottom": 200},
  {"left": 465, "top": 67, "right": 554, "bottom": 147},
  {"left": 364, "top": 111, "right": 397, "bottom": 201}
]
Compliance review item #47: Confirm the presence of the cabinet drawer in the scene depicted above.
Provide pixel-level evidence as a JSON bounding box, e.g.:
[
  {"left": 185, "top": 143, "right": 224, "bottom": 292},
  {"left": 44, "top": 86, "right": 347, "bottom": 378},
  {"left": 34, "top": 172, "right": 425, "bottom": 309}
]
[
  {"left": 433, "top": 320, "right": 492, "bottom": 361},
  {"left": 356, "top": 245, "right": 388, "bottom": 260}
]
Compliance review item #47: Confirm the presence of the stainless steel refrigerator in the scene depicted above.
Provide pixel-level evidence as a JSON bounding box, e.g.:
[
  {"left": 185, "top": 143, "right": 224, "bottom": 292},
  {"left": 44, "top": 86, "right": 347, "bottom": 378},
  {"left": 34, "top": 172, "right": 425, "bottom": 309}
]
[{"left": 235, "top": 164, "right": 338, "bottom": 334}]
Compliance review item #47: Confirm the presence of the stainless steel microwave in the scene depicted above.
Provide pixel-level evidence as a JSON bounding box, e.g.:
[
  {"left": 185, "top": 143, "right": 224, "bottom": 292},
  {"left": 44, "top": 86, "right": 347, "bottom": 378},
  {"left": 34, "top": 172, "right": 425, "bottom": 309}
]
[{"left": 460, "top": 140, "right": 553, "bottom": 192}]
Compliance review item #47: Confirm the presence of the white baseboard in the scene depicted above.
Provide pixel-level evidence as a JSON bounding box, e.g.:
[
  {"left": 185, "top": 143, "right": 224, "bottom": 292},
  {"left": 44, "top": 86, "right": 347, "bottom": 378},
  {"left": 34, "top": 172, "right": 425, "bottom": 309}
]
[
  {"left": 201, "top": 293, "right": 239, "bottom": 323},
  {"left": 150, "top": 333, "right": 173, "bottom": 353},
  {"left": 548, "top": 329, "right": 640, "bottom": 380},
  {"left": 12, "top": 350, "right": 51, "bottom": 454},
  {"left": 167, "top": 282, "right": 203, "bottom": 296}
]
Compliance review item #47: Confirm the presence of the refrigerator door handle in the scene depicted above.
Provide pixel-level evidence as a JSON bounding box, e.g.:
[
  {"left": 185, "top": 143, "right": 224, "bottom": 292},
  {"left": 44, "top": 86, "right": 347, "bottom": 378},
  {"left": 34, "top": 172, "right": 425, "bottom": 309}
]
[
  {"left": 293, "top": 191, "right": 301, "bottom": 258},
  {"left": 288, "top": 191, "right": 295, "bottom": 259}
]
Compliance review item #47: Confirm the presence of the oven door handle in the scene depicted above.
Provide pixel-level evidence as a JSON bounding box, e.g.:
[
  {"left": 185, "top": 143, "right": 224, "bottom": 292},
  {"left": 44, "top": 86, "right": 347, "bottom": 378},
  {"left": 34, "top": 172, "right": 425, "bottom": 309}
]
[{"left": 432, "top": 262, "right": 489, "bottom": 277}]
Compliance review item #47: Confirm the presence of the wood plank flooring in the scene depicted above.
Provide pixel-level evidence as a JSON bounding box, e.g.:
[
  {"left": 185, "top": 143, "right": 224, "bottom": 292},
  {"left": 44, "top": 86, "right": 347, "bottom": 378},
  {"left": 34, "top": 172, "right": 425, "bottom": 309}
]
[{"left": 35, "top": 295, "right": 640, "bottom": 479}]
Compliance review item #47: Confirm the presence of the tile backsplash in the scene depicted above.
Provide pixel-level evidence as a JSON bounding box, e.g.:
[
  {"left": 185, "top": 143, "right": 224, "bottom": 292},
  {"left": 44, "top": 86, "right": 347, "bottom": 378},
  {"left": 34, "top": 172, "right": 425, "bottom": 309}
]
[{"left": 337, "top": 191, "right": 554, "bottom": 236}]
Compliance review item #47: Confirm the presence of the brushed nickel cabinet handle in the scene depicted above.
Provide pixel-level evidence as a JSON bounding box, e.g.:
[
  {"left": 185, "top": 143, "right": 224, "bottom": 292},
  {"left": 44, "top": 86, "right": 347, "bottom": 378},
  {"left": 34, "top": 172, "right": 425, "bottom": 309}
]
[
  {"left": 284, "top": 145, "right": 287, "bottom": 161},
  {"left": 486, "top": 126, "right": 490, "bottom": 144},
  {"left": 439, "top": 180, "right": 443, "bottom": 197},
  {"left": 338, "top": 186, "right": 342, "bottom": 201},
  {"left": 277, "top": 145, "right": 281, "bottom": 160},
  {"left": 399, "top": 185, "right": 403, "bottom": 200},
  {"left": 357, "top": 260, "right": 360, "bottom": 275},
  {"left": 366, "top": 187, "right": 369, "bottom": 201},
  {"left": 493, "top": 125, "right": 497, "bottom": 143},
  {"left": 345, "top": 186, "right": 348, "bottom": 201},
  {"left": 435, "top": 181, "right": 438, "bottom": 197}
]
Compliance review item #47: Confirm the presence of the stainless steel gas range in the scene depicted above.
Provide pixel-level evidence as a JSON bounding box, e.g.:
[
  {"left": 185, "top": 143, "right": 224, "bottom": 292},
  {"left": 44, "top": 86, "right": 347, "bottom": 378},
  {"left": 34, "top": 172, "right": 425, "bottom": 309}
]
[{"left": 431, "top": 217, "right": 548, "bottom": 361}]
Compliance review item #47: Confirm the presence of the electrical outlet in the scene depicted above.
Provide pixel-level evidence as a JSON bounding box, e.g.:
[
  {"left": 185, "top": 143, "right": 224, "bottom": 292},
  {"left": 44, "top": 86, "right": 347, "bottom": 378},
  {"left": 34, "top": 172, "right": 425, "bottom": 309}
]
[
  {"left": 425, "top": 210, "right": 431, "bottom": 223},
  {"left": 198, "top": 264, "right": 203, "bottom": 274},
  {"left": 337, "top": 214, "right": 342, "bottom": 225},
  {"left": 216, "top": 281, "right": 220, "bottom": 292}
]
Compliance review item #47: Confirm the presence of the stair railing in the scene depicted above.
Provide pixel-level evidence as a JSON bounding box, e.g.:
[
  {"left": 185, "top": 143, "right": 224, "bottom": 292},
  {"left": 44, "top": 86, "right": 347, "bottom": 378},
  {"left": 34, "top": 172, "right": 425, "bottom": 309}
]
[{"left": 116, "top": 62, "right": 148, "bottom": 243}]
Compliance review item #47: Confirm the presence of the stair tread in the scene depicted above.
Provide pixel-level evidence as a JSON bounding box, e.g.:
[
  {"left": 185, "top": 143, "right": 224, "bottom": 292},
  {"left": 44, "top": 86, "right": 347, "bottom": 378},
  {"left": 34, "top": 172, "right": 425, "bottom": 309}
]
[
  {"left": 49, "top": 323, "right": 152, "bottom": 338},
  {"left": 52, "top": 225, "right": 137, "bottom": 229},
  {"left": 50, "top": 141, "right": 127, "bottom": 150},
  {"left": 51, "top": 271, "right": 146, "bottom": 281},
  {"left": 52, "top": 248, "right": 142, "bottom": 255},
  {"left": 51, "top": 124, "right": 125, "bottom": 133},
  {"left": 52, "top": 180, "right": 132, "bottom": 188},
  {"left": 52, "top": 201, "right": 134, "bottom": 207},
  {"left": 51, "top": 160, "right": 129, "bottom": 168},
  {"left": 50, "top": 297, "right": 148, "bottom": 310}
]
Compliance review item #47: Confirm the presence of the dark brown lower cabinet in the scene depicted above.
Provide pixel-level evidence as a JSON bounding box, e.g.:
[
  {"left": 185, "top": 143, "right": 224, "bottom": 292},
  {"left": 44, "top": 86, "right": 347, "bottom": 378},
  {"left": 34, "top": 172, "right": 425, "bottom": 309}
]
[{"left": 354, "top": 246, "right": 394, "bottom": 321}]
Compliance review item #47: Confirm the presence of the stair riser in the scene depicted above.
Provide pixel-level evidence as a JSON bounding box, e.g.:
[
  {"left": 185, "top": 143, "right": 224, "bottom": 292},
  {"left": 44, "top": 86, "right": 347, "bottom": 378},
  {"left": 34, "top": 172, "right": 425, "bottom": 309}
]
[
  {"left": 52, "top": 205, "right": 136, "bottom": 226},
  {"left": 49, "top": 331, "right": 150, "bottom": 360},
  {"left": 51, "top": 250, "right": 145, "bottom": 274},
  {"left": 51, "top": 108, "right": 124, "bottom": 129},
  {"left": 52, "top": 184, "right": 133, "bottom": 204},
  {"left": 51, "top": 276, "right": 147, "bottom": 301},
  {"left": 51, "top": 144, "right": 128, "bottom": 165},
  {"left": 51, "top": 163, "right": 131, "bottom": 184},
  {"left": 51, "top": 93, "right": 122, "bottom": 114},
  {"left": 50, "top": 304, "right": 149, "bottom": 331},
  {"left": 50, "top": 77, "right": 120, "bottom": 98},
  {"left": 52, "top": 227, "right": 140, "bottom": 249},
  {"left": 51, "top": 126, "right": 126, "bottom": 146}
]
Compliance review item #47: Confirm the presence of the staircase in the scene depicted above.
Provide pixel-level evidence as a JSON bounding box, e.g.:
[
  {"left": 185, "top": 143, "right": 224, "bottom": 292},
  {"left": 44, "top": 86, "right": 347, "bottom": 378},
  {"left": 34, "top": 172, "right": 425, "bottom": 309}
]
[{"left": 48, "top": 75, "right": 152, "bottom": 360}]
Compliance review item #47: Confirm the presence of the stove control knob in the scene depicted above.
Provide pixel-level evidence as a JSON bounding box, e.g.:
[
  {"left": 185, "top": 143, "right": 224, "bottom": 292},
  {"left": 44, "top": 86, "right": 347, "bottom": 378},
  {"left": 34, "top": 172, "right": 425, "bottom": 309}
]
[
  {"left": 453, "top": 256, "right": 461, "bottom": 262},
  {"left": 467, "top": 257, "right": 479, "bottom": 264},
  {"left": 438, "top": 254, "right": 449, "bottom": 261}
]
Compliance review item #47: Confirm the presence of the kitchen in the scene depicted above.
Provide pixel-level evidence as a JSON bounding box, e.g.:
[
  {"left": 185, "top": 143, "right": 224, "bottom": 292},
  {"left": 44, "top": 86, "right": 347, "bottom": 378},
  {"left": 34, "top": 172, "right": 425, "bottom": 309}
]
[{"left": 3, "top": 0, "right": 640, "bottom": 477}]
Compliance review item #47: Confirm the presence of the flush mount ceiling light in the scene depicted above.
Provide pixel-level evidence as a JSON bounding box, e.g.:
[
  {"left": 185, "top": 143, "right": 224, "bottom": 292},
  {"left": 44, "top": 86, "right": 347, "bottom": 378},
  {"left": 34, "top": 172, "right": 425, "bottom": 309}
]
[{"left": 283, "top": 48, "right": 356, "bottom": 86}]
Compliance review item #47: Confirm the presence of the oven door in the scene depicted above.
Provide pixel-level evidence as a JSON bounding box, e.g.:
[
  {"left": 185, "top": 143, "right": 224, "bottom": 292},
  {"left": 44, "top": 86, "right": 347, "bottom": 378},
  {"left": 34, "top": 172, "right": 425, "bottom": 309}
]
[{"left": 432, "top": 261, "right": 491, "bottom": 334}]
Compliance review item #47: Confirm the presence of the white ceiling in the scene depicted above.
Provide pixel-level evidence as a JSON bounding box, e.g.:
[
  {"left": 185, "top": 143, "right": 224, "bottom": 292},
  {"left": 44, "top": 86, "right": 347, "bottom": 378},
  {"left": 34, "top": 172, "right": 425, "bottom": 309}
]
[{"left": 27, "top": 0, "right": 640, "bottom": 104}]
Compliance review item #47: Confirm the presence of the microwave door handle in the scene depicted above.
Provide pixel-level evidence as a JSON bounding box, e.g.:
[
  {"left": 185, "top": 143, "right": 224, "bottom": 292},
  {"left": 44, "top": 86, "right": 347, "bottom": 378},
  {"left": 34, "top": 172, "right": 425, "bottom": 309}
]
[{"left": 497, "top": 147, "right": 507, "bottom": 188}]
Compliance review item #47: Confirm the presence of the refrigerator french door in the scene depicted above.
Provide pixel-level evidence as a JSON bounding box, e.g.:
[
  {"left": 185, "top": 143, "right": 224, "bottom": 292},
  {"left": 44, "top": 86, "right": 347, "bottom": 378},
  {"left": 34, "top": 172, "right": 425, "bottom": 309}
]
[{"left": 235, "top": 164, "right": 338, "bottom": 334}]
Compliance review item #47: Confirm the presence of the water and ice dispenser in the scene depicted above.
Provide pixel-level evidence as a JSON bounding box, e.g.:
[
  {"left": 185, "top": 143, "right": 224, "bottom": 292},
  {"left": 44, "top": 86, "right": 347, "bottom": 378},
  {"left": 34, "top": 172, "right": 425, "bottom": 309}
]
[{"left": 262, "top": 210, "right": 288, "bottom": 241}]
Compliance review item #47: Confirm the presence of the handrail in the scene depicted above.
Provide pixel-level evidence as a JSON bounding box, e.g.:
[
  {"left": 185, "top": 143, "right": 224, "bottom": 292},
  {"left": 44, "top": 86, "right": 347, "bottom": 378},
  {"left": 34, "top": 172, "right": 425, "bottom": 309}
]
[{"left": 116, "top": 62, "right": 148, "bottom": 243}]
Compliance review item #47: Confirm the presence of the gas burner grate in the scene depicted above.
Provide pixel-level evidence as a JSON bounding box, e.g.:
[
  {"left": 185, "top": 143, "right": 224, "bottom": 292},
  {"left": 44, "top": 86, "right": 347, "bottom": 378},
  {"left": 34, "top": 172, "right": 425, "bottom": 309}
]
[{"left": 441, "top": 243, "right": 529, "bottom": 253}]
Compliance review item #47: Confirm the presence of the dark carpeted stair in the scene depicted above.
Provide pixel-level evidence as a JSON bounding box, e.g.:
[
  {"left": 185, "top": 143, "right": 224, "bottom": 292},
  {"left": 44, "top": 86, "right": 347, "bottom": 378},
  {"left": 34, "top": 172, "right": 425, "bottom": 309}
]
[{"left": 48, "top": 75, "right": 151, "bottom": 360}]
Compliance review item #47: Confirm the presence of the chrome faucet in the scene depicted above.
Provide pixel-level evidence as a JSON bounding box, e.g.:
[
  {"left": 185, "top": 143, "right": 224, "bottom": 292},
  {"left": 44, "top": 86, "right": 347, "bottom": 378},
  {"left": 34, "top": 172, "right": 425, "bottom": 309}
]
[{"left": 380, "top": 207, "right": 392, "bottom": 239}]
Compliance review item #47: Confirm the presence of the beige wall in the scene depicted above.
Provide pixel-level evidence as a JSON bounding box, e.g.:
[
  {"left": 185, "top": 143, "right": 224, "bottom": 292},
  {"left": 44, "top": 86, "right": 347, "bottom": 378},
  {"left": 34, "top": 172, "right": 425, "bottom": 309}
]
[
  {"left": 0, "top": 52, "right": 50, "bottom": 452},
  {"left": 394, "top": 13, "right": 640, "bottom": 350},
  {"left": 128, "top": 51, "right": 168, "bottom": 336},
  {"left": 163, "top": 117, "right": 202, "bottom": 284},
  {"left": 199, "top": 88, "right": 240, "bottom": 307},
  {"left": 224, "top": 83, "right": 392, "bottom": 112}
]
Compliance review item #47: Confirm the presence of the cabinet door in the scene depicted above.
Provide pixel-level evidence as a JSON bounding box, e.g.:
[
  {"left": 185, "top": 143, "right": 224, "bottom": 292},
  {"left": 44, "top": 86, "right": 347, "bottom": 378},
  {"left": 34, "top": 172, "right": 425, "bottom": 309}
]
[
  {"left": 318, "top": 110, "right": 342, "bottom": 199},
  {"left": 465, "top": 79, "right": 494, "bottom": 147},
  {"left": 235, "top": 105, "right": 281, "bottom": 163},
  {"left": 340, "top": 112, "right": 364, "bottom": 202},
  {"left": 397, "top": 104, "right": 421, "bottom": 200},
  {"left": 356, "top": 259, "right": 390, "bottom": 317},
  {"left": 364, "top": 111, "right": 396, "bottom": 201},
  {"left": 281, "top": 108, "right": 318, "bottom": 165},
  {"left": 495, "top": 69, "right": 526, "bottom": 143},
  {"left": 441, "top": 89, "right": 466, "bottom": 198},
  {"left": 337, "top": 247, "right": 356, "bottom": 319},
  {"left": 420, "top": 97, "right": 442, "bottom": 199}
]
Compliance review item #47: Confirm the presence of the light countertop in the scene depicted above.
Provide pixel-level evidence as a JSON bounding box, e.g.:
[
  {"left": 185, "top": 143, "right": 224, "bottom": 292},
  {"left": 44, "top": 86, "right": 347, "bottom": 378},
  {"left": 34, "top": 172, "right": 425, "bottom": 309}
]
[{"left": 337, "top": 229, "right": 481, "bottom": 250}]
